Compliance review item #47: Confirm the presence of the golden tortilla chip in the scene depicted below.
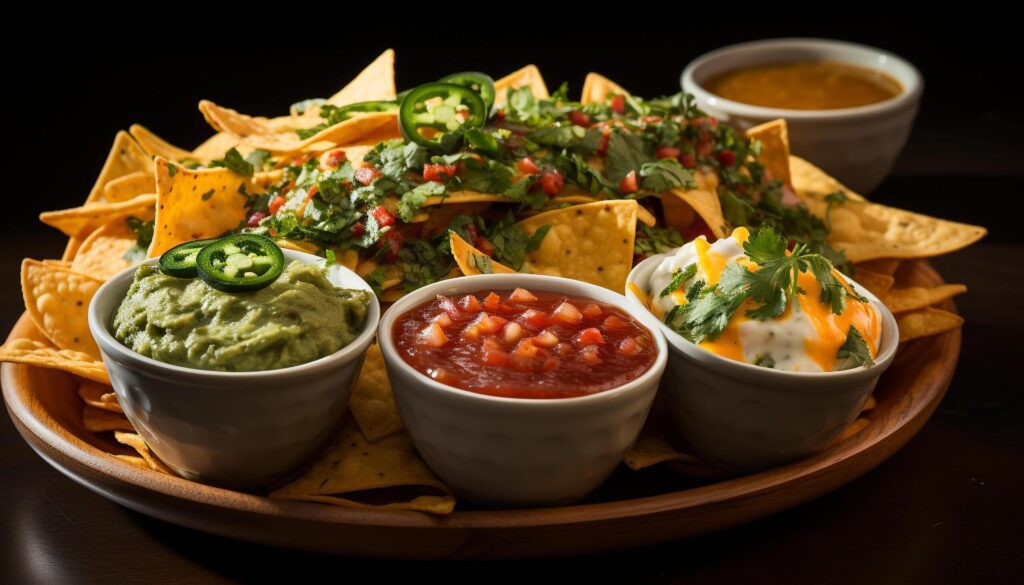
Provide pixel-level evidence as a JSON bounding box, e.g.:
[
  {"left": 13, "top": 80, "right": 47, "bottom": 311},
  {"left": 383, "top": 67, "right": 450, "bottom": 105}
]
[
  {"left": 40, "top": 194, "right": 156, "bottom": 240},
  {"left": 450, "top": 232, "right": 515, "bottom": 276},
  {"left": 666, "top": 188, "right": 727, "bottom": 238},
  {"left": 84, "top": 405, "right": 134, "bottom": 433},
  {"left": 883, "top": 284, "right": 967, "bottom": 314},
  {"left": 324, "top": 49, "right": 397, "bottom": 107},
  {"left": 22, "top": 259, "right": 103, "bottom": 359},
  {"left": 71, "top": 216, "right": 149, "bottom": 280},
  {"left": 129, "top": 124, "right": 201, "bottom": 164},
  {"left": 857, "top": 258, "right": 901, "bottom": 276},
  {"left": 853, "top": 268, "right": 896, "bottom": 298},
  {"left": 746, "top": 119, "right": 792, "bottom": 188},
  {"left": 102, "top": 171, "right": 153, "bottom": 203},
  {"left": 580, "top": 72, "right": 630, "bottom": 104},
  {"left": 0, "top": 338, "right": 108, "bottom": 384},
  {"left": 348, "top": 344, "right": 403, "bottom": 442},
  {"left": 838, "top": 418, "right": 871, "bottom": 442},
  {"left": 494, "top": 65, "right": 549, "bottom": 105},
  {"left": 114, "top": 431, "right": 174, "bottom": 474},
  {"left": 84, "top": 131, "right": 154, "bottom": 205},
  {"left": 148, "top": 158, "right": 255, "bottom": 256},
  {"left": 797, "top": 190, "right": 987, "bottom": 262},
  {"left": 380, "top": 288, "right": 408, "bottom": 303},
  {"left": 191, "top": 131, "right": 242, "bottom": 162},
  {"left": 421, "top": 190, "right": 512, "bottom": 208},
  {"left": 862, "top": 395, "right": 877, "bottom": 411},
  {"left": 897, "top": 307, "right": 964, "bottom": 342},
  {"left": 62, "top": 239, "right": 84, "bottom": 262},
  {"left": 624, "top": 432, "right": 704, "bottom": 470},
  {"left": 115, "top": 454, "right": 150, "bottom": 469},
  {"left": 269, "top": 418, "right": 455, "bottom": 514},
  {"left": 78, "top": 381, "right": 122, "bottom": 413},
  {"left": 790, "top": 155, "right": 866, "bottom": 203},
  {"left": 516, "top": 200, "right": 639, "bottom": 291}
]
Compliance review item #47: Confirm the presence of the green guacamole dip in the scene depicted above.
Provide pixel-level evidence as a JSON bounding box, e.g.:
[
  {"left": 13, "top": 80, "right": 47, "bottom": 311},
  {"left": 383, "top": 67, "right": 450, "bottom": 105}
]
[{"left": 113, "top": 261, "right": 372, "bottom": 372}]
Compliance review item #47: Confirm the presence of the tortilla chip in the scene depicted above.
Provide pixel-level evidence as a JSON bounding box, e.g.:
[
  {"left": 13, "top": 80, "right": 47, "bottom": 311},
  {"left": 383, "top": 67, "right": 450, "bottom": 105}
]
[
  {"left": 666, "top": 187, "right": 727, "bottom": 238},
  {"left": 114, "top": 431, "right": 174, "bottom": 474},
  {"left": 883, "top": 284, "right": 967, "bottom": 314},
  {"left": 148, "top": 158, "right": 255, "bottom": 256},
  {"left": 790, "top": 155, "right": 866, "bottom": 203},
  {"left": 380, "top": 288, "right": 408, "bottom": 303},
  {"left": 494, "top": 65, "right": 549, "bottom": 105},
  {"left": 115, "top": 455, "right": 150, "bottom": 469},
  {"left": 580, "top": 72, "right": 630, "bottom": 105},
  {"left": 862, "top": 395, "right": 877, "bottom": 411},
  {"left": 84, "top": 405, "right": 134, "bottom": 432},
  {"left": 84, "top": 131, "right": 154, "bottom": 204},
  {"left": 418, "top": 203, "right": 491, "bottom": 237},
  {"left": 191, "top": 131, "right": 242, "bottom": 162},
  {"left": 71, "top": 217, "right": 148, "bottom": 280},
  {"left": 130, "top": 124, "right": 201, "bottom": 164},
  {"left": 78, "top": 381, "right": 122, "bottom": 413},
  {"left": 797, "top": 190, "right": 987, "bottom": 262},
  {"left": 838, "top": 418, "right": 871, "bottom": 442},
  {"left": 421, "top": 190, "right": 512, "bottom": 208},
  {"left": 746, "top": 119, "right": 792, "bottom": 188},
  {"left": 857, "top": 258, "right": 901, "bottom": 276},
  {"left": 22, "top": 259, "right": 103, "bottom": 359},
  {"left": 853, "top": 268, "right": 896, "bottom": 298},
  {"left": 102, "top": 170, "right": 153, "bottom": 203},
  {"left": 450, "top": 232, "right": 515, "bottom": 276},
  {"left": 624, "top": 432, "right": 704, "bottom": 470},
  {"left": 40, "top": 194, "right": 156, "bottom": 240},
  {"left": 0, "top": 338, "right": 108, "bottom": 384},
  {"left": 269, "top": 418, "right": 455, "bottom": 514},
  {"left": 62, "top": 238, "right": 84, "bottom": 262},
  {"left": 277, "top": 239, "right": 319, "bottom": 254},
  {"left": 897, "top": 307, "right": 964, "bottom": 342},
  {"left": 325, "top": 49, "right": 397, "bottom": 107},
  {"left": 516, "top": 200, "right": 639, "bottom": 291},
  {"left": 349, "top": 344, "right": 403, "bottom": 442}
]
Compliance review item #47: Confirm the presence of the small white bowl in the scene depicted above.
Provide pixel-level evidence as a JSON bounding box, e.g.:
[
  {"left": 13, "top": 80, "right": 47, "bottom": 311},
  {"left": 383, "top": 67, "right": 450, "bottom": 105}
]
[
  {"left": 378, "top": 274, "right": 668, "bottom": 507},
  {"left": 626, "top": 253, "right": 899, "bottom": 474},
  {"left": 88, "top": 250, "right": 380, "bottom": 489},
  {"left": 682, "top": 38, "right": 923, "bottom": 194}
]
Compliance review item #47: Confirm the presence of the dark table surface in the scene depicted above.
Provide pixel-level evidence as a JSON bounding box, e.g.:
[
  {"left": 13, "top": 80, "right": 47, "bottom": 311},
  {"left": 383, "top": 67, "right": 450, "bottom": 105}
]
[{"left": 3, "top": 20, "right": 1024, "bottom": 584}]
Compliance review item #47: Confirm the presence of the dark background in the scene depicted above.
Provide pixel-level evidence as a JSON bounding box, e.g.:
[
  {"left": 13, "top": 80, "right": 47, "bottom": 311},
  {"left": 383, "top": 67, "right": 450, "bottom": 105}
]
[{"left": 2, "top": 11, "right": 1022, "bottom": 584}]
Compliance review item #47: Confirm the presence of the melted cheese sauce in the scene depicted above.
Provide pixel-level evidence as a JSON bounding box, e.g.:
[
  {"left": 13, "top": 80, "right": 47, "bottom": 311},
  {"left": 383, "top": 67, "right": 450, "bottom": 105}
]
[{"left": 647, "top": 228, "right": 881, "bottom": 372}]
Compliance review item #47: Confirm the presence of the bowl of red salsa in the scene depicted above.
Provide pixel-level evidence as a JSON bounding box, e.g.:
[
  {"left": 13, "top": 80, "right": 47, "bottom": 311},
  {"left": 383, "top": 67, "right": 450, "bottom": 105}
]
[{"left": 378, "top": 274, "right": 668, "bottom": 507}]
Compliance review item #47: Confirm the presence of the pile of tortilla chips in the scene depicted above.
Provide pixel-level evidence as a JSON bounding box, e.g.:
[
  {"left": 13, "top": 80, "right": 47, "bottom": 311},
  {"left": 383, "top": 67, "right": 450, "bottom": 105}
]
[{"left": 1, "top": 49, "right": 986, "bottom": 510}]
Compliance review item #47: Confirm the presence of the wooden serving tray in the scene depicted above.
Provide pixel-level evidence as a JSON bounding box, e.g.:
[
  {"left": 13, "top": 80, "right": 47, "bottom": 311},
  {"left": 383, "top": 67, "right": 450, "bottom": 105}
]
[{"left": 2, "top": 260, "right": 960, "bottom": 559}]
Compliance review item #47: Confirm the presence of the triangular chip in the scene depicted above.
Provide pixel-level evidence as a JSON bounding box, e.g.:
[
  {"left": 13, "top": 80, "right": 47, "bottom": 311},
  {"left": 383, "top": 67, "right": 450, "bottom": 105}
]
[
  {"left": 40, "top": 193, "right": 156, "bottom": 240},
  {"left": 883, "top": 284, "right": 967, "bottom": 314},
  {"left": 84, "top": 405, "right": 134, "bottom": 433},
  {"left": 84, "top": 131, "right": 153, "bottom": 204},
  {"left": 856, "top": 258, "right": 901, "bottom": 276},
  {"left": 580, "top": 72, "right": 630, "bottom": 105},
  {"left": 71, "top": 217, "right": 148, "bottom": 280},
  {"left": 348, "top": 344, "right": 403, "bottom": 442},
  {"left": 326, "top": 49, "right": 397, "bottom": 106},
  {"left": 515, "top": 200, "right": 639, "bottom": 291},
  {"left": 78, "top": 381, "right": 122, "bottom": 413},
  {"left": 22, "top": 259, "right": 103, "bottom": 359},
  {"left": 746, "top": 119, "right": 792, "bottom": 188},
  {"left": 130, "top": 124, "right": 201, "bottom": 164},
  {"left": 897, "top": 307, "right": 964, "bottom": 342},
  {"left": 666, "top": 168, "right": 727, "bottom": 238},
  {"left": 494, "top": 65, "right": 549, "bottom": 105},
  {"left": 103, "top": 171, "right": 153, "bottom": 203},
  {"left": 269, "top": 418, "right": 455, "bottom": 514},
  {"left": 0, "top": 338, "right": 108, "bottom": 384},
  {"left": 191, "top": 131, "right": 242, "bottom": 162},
  {"left": 114, "top": 431, "right": 174, "bottom": 474},
  {"left": 790, "top": 154, "right": 866, "bottom": 203},
  {"left": 450, "top": 232, "right": 515, "bottom": 276},
  {"left": 148, "top": 158, "right": 255, "bottom": 256},
  {"left": 852, "top": 268, "right": 896, "bottom": 298}
]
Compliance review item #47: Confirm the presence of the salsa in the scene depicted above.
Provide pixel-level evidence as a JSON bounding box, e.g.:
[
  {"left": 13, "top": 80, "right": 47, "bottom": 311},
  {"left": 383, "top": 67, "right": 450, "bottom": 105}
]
[
  {"left": 392, "top": 288, "right": 657, "bottom": 398},
  {"left": 704, "top": 61, "right": 902, "bottom": 110}
]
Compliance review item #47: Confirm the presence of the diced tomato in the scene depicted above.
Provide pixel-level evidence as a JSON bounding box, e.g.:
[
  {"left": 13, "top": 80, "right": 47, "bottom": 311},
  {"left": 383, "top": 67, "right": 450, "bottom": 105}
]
[
  {"left": 437, "top": 296, "right": 462, "bottom": 319},
  {"left": 540, "top": 170, "right": 564, "bottom": 196},
  {"left": 464, "top": 313, "right": 503, "bottom": 339},
  {"left": 494, "top": 110, "right": 506, "bottom": 122},
  {"left": 514, "top": 338, "right": 540, "bottom": 358},
  {"left": 618, "top": 336, "right": 640, "bottom": 356},
  {"left": 516, "top": 157, "right": 541, "bottom": 175},
  {"left": 655, "top": 145, "right": 681, "bottom": 159},
  {"left": 521, "top": 309, "right": 549, "bottom": 330},
  {"left": 268, "top": 195, "right": 287, "bottom": 215},
  {"left": 370, "top": 206, "right": 396, "bottom": 227},
  {"left": 423, "top": 163, "right": 458, "bottom": 182},
  {"left": 569, "top": 111, "right": 591, "bottom": 126},
  {"left": 551, "top": 302, "right": 583, "bottom": 325},
  {"left": 640, "top": 116, "right": 663, "bottom": 123},
  {"left": 541, "top": 357, "right": 558, "bottom": 372},
  {"left": 481, "top": 347, "right": 510, "bottom": 367},
  {"left": 475, "top": 237, "right": 495, "bottom": 257},
  {"left": 350, "top": 221, "right": 365, "bottom": 237},
  {"left": 432, "top": 312, "right": 453, "bottom": 328},
  {"left": 618, "top": 170, "right": 638, "bottom": 194},
  {"left": 610, "top": 95, "right": 625, "bottom": 114},
  {"left": 484, "top": 292, "right": 501, "bottom": 311},
  {"left": 503, "top": 322, "right": 524, "bottom": 345},
  {"left": 420, "top": 323, "right": 448, "bottom": 348},
  {"left": 510, "top": 287, "right": 538, "bottom": 303},
  {"left": 460, "top": 295, "right": 482, "bottom": 312},
  {"left": 717, "top": 149, "right": 736, "bottom": 167},
  {"left": 532, "top": 331, "right": 559, "bottom": 348},
  {"left": 319, "top": 148, "right": 346, "bottom": 170},
  {"left": 378, "top": 229, "right": 403, "bottom": 262},
  {"left": 580, "top": 344, "right": 601, "bottom": 365},
  {"left": 597, "top": 126, "right": 611, "bottom": 157},
  {"left": 355, "top": 166, "right": 379, "bottom": 186},
  {"left": 575, "top": 327, "right": 605, "bottom": 346},
  {"left": 246, "top": 211, "right": 267, "bottom": 227},
  {"left": 601, "top": 315, "right": 629, "bottom": 331},
  {"left": 679, "top": 153, "right": 697, "bottom": 169},
  {"left": 696, "top": 138, "right": 714, "bottom": 157},
  {"left": 582, "top": 303, "right": 602, "bottom": 319},
  {"left": 555, "top": 342, "right": 574, "bottom": 358}
]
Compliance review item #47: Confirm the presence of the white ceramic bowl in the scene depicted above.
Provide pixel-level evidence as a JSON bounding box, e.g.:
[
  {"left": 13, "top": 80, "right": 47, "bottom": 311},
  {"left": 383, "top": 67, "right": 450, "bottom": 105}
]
[
  {"left": 626, "top": 253, "right": 899, "bottom": 474},
  {"left": 682, "top": 38, "right": 923, "bottom": 194},
  {"left": 378, "top": 274, "right": 668, "bottom": 507},
  {"left": 88, "top": 250, "right": 380, "bottom": 489}
]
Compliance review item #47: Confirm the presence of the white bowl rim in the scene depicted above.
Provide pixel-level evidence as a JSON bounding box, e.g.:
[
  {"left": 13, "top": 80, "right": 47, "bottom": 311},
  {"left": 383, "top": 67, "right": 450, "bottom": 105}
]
[
  {"left": 626, "top": 249, "right": 900, "bottom": 384},
  {"left": 377, "top": 274, "right": 668, "bottom": 407},
  {"left": 681, "top": 37, "right": 923, "bottom": 121},
  {"left": 88, "top": 249, "right": 381, "bottom": 381}
]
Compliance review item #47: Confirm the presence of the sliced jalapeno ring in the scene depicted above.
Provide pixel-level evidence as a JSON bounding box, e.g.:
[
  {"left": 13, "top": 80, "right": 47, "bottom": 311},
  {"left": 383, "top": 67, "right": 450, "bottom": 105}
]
[
  {"left": 398, "top": 82, "right": 487, "bottom": 153},
  {"left": 438, "top": 71, "right": 496, "bottom": 112},
  {"left": 195, "top": 234, "right": 285, "bottom": 292},
  {"left": 159, "top": 238, "right": 217, "bottom": 278}
]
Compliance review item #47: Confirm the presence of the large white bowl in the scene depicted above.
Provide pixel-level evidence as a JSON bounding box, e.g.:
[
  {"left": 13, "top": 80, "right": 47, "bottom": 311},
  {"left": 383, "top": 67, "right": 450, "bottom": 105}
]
[
  {"left": 626, "top": 252, "right": 899, "bottom": 474},
  {"left": 378, "top": 274, "right": 668, "bottom": 507},
  {"left": 682, "top": 38, "right": 923, "bottom": 194},
  {"left": 88, "top": 249, "right": 380, "bottom": 489}
]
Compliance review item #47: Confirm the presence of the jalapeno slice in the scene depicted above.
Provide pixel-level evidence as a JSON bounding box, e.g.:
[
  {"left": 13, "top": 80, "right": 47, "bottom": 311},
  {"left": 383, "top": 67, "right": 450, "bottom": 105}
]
[
  {"left": 438, "top": 71, "right": 496, "bottom": 112},
  {"left": 195, "top": 234, "right": 285, "bottom": 292},
  {"left": 399, "top": 82, "right": 487, "bottom": 152},
  {"left": 159, "top": 239, "right": 216, "bottom": 278}
]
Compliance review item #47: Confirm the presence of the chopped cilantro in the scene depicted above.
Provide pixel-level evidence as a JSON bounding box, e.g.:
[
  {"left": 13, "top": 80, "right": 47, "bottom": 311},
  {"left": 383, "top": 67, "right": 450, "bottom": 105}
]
[
  {"left": 208, "top": 148, "right": 256, "bottom": 176},
  {"left": 660, "top": 263, "right": 697, "bottom": 298},
  {"left": 837, "top": 325, "right": 874, "bottom": 368}
]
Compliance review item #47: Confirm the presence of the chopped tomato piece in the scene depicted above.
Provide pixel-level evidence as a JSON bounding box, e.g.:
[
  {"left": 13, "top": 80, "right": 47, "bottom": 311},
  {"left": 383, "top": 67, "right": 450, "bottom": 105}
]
[
  {"left": 503, "top": 322, "right": 524, "bottom": 345},
  {"left": 655, "top": 145, "right": 681, "bottom": 159},
  {"left": 378, "top": 229, "right": 403, "bottom": 262},
  {"left": 580, "top": 344, "right": 601, "bottom": 365},
  {"left": 601, "top": 315, "right": 629, "bottom": 331},
  {"left": 437, "top": 296, "right": 462, "bottom": 319},
  {"left": 541, "top": 357, "right": 558, "bottom": 372},
  {"left": 555, "top": 342, "right": 574, "bottom": 358},
  {"left": 521, "top": 309, "right": 549, "bottom": 330},
  {"left": 618, "top": 336, "right": 640, "bottom": 356},
  {"left": 432, "top": 312, "right": 453, "bottom": 328},
  {"left": 516, "top": 157, "right": 540, "bottom": 175},
  {"left": 575, "top": 327, "right": 605, "bottom": 346},
  {"left": 319, "top": 148, "right": 346, "bottom": 170},
  {"left": 717, "top": 149, "right": 736, "bottom": 167},
  {"left": 597, "top": 126, "right": 611, "bottom": 157},
  {"left": 464, "top": 313, "right": 502, "bottom": 340},
  {"left": 370, "top": 206, "right": 396, "bottom": 227},
  {"left": 540, "top": 170, "right": 564, "bottom": 196},
  {"left": 355, "top": 166, "right": 380, "bottom": 185},
  {"left": 510, "top": 287, "right": 538, "bottom": 303},
  {"left": 618, "top": 170, "right": 638, "bottom": 194},
  {"left": 460, "top": 295, "right": 482, "bottom": 312},
  {"left": 551, "top": 302, "right": 583, "bottom": 325},
  {"left": 423, "top": 163, "right": 458, "bottom": 182},
  {"left": 482, "top": 347, "right": 510, "bottom": 367},
  {"left": 514, "top": 338, "right": 540, "bottom": 358},
  {"left": 350, "top": 221, "right": 365, "bottom": 237},
  {"left": 268, "top": 195, "right": 287, "bottom": 215},
  {"left": 610, "top": 95, "right": 625, "bottom": 114},
  {"left": 696, "top": 138, "right": 714, "bottom": 157},
  {"left": 475, "top": 237, "right": 495, "bottom": 256},
  {"left": 420, "top": 323, "right": 448, "bottom": 348},
  {"left": 679, "top": 153, "right": 697, "bottom": 169},
  {"left": 582, "top": 303, "right": 602, "bottom": 319},
  {"left": 246, "top": 211, "right": 267, "bottom": 228},
  {"left": 484, "top": 292, "right": 501, "bottom": 311},
  {"left": 569, "top": 111, "right": 591, "bottom": 126},
  {"left": 532, "top": 331, "right": 559, "bottom": 348}
]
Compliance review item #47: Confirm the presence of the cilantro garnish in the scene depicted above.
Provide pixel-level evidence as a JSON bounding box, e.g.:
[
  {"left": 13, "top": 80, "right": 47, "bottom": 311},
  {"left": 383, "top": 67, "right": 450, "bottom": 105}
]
[
  {"left": 659, "top": 263, "right": 697, "bottom": 298},
  {"left": 837, "top": 325, "right": 874, "bottom": 368},
  {"left": 208, "top": 147, "right": 261, "bottom": 177}
]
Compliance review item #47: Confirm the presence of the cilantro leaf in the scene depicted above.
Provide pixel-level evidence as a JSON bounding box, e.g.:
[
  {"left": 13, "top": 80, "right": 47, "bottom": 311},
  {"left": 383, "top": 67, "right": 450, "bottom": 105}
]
[
  {"left": 485, "top": 214, "right": 550, "bottom": 270},
  {"left": 470, "top": 254, "right": 494, "bottom": 274},
  {"left": 837, "top": 325, "right": 874, "bottom": 368},
  {"left": 208, "top": 148, "right": 254, "bottom": 176},
  {"left": 604, "top": 130, "right": 648, "bottom": 183},
  {"left": 397, "top": 181, "right": 445, "bottom": 222},
  {"left": 666, "top": 263, "right": 749, "bottom": 344},
  {"left": 639, "top": 158, "right": 694, "bottom": 192},
  {"left": 660, "top": 263, "right": 697, "bottom": 298}
]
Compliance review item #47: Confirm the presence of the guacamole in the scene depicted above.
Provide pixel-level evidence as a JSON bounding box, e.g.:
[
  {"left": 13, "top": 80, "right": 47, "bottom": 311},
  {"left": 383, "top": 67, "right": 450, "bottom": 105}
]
[{"left": 113, "top": 261, "right": 372, "bottom": 371}]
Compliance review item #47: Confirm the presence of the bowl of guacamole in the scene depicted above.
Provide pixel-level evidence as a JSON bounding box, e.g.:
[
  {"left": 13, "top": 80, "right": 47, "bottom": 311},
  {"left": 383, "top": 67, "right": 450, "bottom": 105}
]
[{"left": 88, "top": 248, "right": 380, "bottom": 489}]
